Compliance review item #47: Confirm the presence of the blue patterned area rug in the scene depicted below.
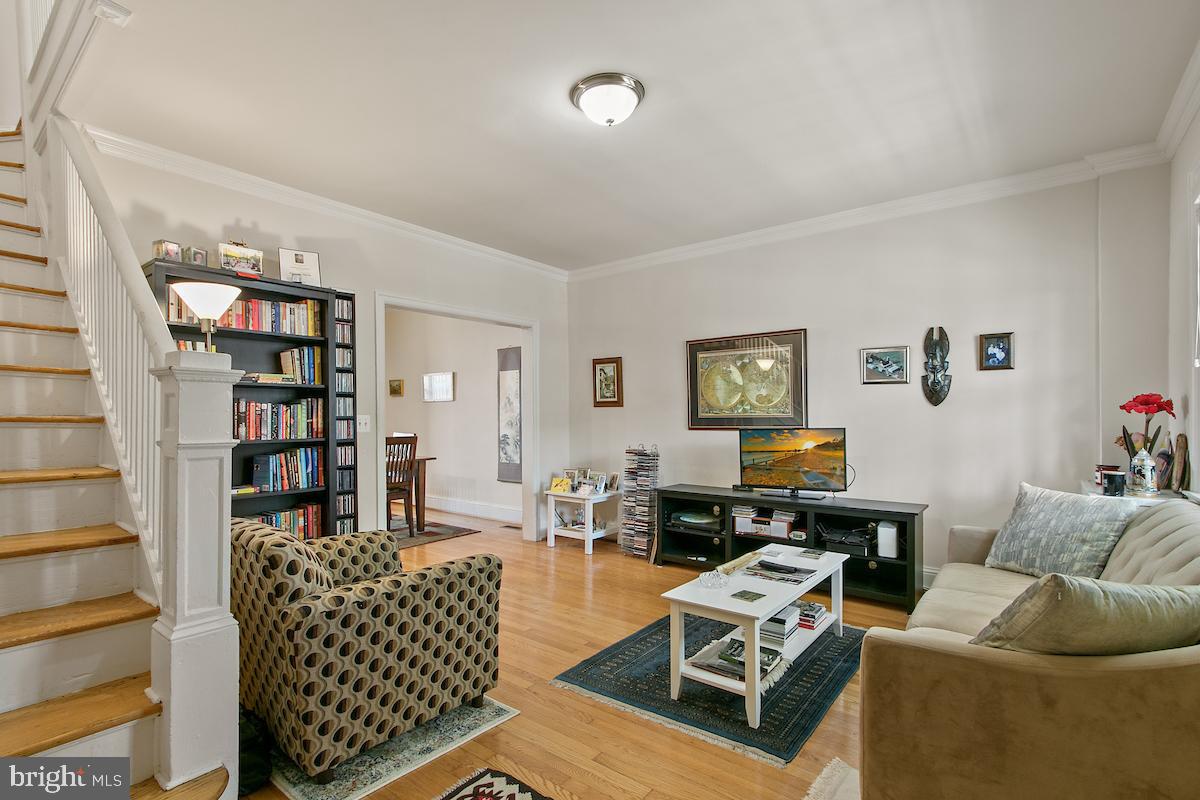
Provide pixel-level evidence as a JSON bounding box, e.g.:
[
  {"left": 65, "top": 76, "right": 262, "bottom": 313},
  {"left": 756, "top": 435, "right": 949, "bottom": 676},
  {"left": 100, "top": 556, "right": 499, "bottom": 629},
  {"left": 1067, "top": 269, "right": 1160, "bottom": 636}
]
[
  {"left": 552, "top": 615, "right": 864, "bottom": 765},
  {"left": 271, "top": 699, "right": 518, "bottom": 800}
]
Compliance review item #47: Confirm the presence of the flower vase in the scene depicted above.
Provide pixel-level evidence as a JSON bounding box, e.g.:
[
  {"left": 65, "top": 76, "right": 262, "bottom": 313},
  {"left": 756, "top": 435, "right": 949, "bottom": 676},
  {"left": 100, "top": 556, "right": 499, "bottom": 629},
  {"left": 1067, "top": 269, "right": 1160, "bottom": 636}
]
[{"left": 1128, "top": 448, "right": 1158, "bottom": 497}]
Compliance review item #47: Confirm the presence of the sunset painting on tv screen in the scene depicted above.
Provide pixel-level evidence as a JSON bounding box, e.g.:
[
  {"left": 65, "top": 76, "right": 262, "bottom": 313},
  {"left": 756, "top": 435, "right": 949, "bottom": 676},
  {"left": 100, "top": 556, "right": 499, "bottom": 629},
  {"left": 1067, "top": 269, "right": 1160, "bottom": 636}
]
[{"left": 739, "top": 428, "right": 846, "bottom": 490}]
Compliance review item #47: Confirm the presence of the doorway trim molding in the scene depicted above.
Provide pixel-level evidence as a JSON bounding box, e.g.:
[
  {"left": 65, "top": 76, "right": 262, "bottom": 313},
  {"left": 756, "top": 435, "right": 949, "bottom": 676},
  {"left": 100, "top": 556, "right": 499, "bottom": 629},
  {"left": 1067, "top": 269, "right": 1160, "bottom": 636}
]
[{"left": 374, "top": 291, "right": 542, "bottom": 541}]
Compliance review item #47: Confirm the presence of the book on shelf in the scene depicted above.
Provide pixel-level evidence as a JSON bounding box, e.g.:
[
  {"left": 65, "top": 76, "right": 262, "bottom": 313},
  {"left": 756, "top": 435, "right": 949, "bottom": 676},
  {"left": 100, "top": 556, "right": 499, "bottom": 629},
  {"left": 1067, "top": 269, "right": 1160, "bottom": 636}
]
[
  {"left": 177, "top": 340, "right": 215, "bottom": 352},
  {"left": 166, "top": 286, "right": 321, "bottom": 335},
  {"left": 335, "top": 517, "right": 355, "bottom": 535},
  {"left": 334, "top": 297, "right": 354, "bottom": 321},
  {"left": 335, "top": 396, "right": 354, "bottom": 417},
  {"left": 336, "top": 469, "right": 356, "bottom": 492},
  {"left": 335, "top": 347, "right": 353, "bottom": 369},
  {"left": 335, "top": 321, "right": 353, "bottom": 344},
  {"left": 242, "top": 372, "right": 299, "bottom": 384},
  {"left": 336, "top": 493, "right": 356, "bottom": 516},
  {"left": 337, "top": 444, "right": 356, "bottom": 467},
  {"left": 234, "top": 398, "right": 324, "bottom": 441},
  {"left": 253, "top": 503, "right": 323, "bottom": 540},
  {"left": 250, "top": 446, "right": 324, "bottom": 493},
  {"left": 232, "top": 485, "right": 258, "bottom": 495},
  {"left": 335, "top": 419, "right": 355, "bottom": 440},
  {"left": 279, "top": 346, "right": 322, "bottom": 385},
  {"left": 335, "top": 372, "right": 355, "bottom": 393}
]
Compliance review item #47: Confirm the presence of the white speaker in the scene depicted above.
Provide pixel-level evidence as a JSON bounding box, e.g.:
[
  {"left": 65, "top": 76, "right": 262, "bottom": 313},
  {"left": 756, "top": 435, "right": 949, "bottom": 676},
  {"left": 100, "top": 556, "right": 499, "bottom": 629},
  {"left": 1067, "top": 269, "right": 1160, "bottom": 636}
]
[{"left": 876, "top": 521, "right": 899, "bottom": 559}]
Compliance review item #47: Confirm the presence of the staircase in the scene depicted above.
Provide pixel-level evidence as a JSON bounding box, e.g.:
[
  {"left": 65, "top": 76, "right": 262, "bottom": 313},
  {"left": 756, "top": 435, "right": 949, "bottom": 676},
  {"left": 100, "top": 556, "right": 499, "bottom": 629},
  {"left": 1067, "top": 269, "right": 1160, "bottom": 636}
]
[{"left": 0, "top": 125, "right": 228, "bottom": 795}]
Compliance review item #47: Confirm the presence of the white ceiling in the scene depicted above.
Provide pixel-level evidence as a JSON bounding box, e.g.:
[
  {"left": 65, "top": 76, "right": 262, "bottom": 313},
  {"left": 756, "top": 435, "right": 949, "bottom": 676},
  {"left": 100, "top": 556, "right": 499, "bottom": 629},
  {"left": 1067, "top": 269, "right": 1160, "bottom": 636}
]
[{"left": 64, "top": 1, "right": 1200, "bottom": 270}]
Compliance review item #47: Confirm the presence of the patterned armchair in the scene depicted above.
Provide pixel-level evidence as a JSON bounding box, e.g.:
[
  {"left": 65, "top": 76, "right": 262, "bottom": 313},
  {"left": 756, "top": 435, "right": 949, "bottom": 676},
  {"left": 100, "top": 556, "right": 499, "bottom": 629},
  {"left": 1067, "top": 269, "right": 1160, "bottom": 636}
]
[{"left": 230, "top": 519, "right": 502, "bottom": 780}]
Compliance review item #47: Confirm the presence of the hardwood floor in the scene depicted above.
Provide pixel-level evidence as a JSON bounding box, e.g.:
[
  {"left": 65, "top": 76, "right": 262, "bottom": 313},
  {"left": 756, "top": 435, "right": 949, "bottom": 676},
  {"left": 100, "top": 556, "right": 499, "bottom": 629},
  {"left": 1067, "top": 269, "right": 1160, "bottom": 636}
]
[{"left": 248, "top": 512, "right": 908, "bottom": 800}]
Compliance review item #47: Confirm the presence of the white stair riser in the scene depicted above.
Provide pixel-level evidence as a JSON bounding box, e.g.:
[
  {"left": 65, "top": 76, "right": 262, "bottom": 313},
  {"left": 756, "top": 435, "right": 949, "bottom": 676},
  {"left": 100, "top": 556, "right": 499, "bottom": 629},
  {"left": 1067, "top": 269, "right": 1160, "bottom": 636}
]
[
  {"left": 0, "top": 618, "right": 151, "bottom": 712},
  {"left": 0, "top": 197, "right": 27, "bottom": 217},
  {"left": 0, "top": 424, "right": 102, "bottom": 469},
  {"left": 0, "top": 138, "right": 22, "bottom": 157},
  {"left": 0, "top": 290, "right": 68, "bottom": 325},
  {"left": 0, "top": 374, "right": 91, "bottom": 415},
  {"left": 0, "top": 228, "right": 41, "bottom": 255},
  {"left": 0, "top": 169, "right": 23, "bottom": 197},
  {"left": 0, "top": 328, "right": 80, "bottom": 368},
  {"left": 0, "top": 544, "right": 135, "bottom": 615},
  {"left": 0, "top": 259, "right": 59, "bottom": 290},
  {"left": 0, "top": 479, "right": 117, "bottom": 536},
  {"left": 38, "top": 715, "right": 157, "bottom": 783}
]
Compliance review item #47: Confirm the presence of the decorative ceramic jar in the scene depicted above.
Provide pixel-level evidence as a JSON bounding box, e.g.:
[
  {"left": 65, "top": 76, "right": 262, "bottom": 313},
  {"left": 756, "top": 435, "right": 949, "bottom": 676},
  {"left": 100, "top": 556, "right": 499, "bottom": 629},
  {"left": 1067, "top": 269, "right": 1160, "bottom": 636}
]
[{"left": 1128, "top": 448, "right": 1158, "bottom": 497}]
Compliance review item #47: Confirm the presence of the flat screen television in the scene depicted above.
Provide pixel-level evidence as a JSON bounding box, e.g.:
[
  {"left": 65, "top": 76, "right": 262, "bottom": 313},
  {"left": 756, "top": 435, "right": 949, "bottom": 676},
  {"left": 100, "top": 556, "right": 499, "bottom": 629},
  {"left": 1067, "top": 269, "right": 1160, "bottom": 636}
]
[{"left": 738, "top": 428, "right": 847, "bottom": 492}]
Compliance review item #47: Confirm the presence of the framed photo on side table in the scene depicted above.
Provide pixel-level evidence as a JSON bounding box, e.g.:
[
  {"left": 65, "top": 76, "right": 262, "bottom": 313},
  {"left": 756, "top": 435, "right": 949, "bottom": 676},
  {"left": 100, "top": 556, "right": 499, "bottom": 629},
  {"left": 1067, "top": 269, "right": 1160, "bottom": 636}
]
[
  {"left": 593, "top": 357, "right": 623, "bottom": 407},
  {"left": 686, "top": 328, "right": 808, "bottom": 430},
  {"left": 978, "top": 332, "right": 1014, "bottom": 370}
]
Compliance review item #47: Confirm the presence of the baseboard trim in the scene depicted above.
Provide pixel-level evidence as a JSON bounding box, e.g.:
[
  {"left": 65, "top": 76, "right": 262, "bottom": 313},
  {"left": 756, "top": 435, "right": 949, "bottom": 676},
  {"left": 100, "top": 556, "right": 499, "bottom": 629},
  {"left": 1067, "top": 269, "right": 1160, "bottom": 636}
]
[
  {"left": 424, "top": 494, "right": 522, "bottom": 525},
  {"left": 922, "top": 566, "right": 940, "bottom": 590}
]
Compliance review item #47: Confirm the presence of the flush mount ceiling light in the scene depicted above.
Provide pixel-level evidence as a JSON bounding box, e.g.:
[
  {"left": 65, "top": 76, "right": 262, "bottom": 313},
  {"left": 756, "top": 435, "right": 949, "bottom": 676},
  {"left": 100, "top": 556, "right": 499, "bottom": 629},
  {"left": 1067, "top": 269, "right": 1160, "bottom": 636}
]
[{"left": 570, "top": 73, "right": 645, "bottom": 126}]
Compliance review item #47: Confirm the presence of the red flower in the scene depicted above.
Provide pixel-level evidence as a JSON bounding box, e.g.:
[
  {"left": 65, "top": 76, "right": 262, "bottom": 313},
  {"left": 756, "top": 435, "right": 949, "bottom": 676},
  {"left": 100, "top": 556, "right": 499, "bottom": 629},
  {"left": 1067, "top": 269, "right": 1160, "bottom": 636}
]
[{"left": 1119, "top": 393, "right": 1175, "bottom": 418}]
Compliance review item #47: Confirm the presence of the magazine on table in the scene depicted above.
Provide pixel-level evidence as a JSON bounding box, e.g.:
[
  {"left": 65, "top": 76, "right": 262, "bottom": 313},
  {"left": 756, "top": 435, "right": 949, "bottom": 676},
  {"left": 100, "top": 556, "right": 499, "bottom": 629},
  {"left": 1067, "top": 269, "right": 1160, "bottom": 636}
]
[
  {"left": 689, "top": 637, "right": 783, "bottom": 681},
  {"left": 742, "top": 557, "right": 816, "bottom": 584}
]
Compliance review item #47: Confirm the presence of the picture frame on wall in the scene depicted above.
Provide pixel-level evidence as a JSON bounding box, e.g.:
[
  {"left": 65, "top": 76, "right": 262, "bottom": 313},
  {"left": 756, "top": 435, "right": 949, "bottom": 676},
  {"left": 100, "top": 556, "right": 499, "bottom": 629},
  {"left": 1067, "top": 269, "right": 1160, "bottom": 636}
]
[
  {"left": 278, "top": 248, "right": 322, "bottom": 286},
  {"left": 497, "top": 347, "right": 522, "bottom": 484},
  {"left": 422, "top": 372, "right": 455, "bottom": 402},
  {"left": 389, "top": 379, "right": 404, "bottom": 397},
  {"left": 978, "top": 332, "right": 1014, "bottom": 370},
  {"left": 860, "top": 346, "right": 910, "bottom": 384},
  {"left": 685, "top": 328, "right": 808, "bottom": 430},
  {"left": 592, "top": 356, "right": 623, "bottom": 407}
]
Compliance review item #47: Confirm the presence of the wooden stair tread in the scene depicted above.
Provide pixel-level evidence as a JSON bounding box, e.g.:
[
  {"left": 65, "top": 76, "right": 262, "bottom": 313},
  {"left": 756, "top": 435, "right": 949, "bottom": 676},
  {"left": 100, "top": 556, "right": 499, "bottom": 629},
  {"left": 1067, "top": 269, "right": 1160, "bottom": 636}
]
[
  {"left": 0, "top": 193, "right": 26, "bottom": 205},
  {"left": 132, "top": 768, "right": 229, "bottom": 800},
  {"left": 0, "top": 131, "right": 20, "bottom": 140},
  {"left": 0, "top": 219, "right": 40, "bottom": 234},
  {"left": 0, "top": 525, "right": 136, "bottom": 560},
  {"left": 0, "top": 363, "right": 88, "bottom": 376},
  {"left": 0, "top": 414, "right": 103, "bottom": 424},
  {"left": 0, "top": 281, "right": 66, "bottom": 298},
  {"left": 0, "top": 249, "right": 47, "bottom": 265},
  {"left": 0, "top": 673, "right": 158, "bottom": 756},
  {"left": 0, "top": 466, "right": 121, "bottom": 484},
  {"left": 0, "top": 161, "right": 23, "bottom": 170},
  {"left": 0, "top": 593, "right": 157, "bottom": 650},
  {"left": 0, "top": 320, "right": 77, "bottom": 334}
]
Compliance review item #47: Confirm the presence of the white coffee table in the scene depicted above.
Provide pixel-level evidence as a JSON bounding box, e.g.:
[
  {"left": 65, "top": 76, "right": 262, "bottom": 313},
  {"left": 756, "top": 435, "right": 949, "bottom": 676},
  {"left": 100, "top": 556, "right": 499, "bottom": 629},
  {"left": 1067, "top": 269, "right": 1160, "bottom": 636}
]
[{"left": 661, "top": 545, "right": 848, "bottom": 728}]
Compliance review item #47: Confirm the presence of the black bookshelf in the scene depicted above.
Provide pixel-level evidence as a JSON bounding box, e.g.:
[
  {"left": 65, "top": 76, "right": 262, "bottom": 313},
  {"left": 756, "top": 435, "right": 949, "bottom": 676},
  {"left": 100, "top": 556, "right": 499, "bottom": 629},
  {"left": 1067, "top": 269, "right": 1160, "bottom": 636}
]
[{"left": 144, "top": 260, "right": 359, "bottom": 539}]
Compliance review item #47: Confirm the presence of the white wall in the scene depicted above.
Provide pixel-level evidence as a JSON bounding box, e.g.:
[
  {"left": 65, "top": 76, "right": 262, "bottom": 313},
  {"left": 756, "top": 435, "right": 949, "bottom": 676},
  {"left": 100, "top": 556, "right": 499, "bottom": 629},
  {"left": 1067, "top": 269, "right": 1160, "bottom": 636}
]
[
  {"left": 0, "top": 0, "right": 21, "bottom": 130},
  {"left": 1168, "top": 108, "right": 1200, "bottom": 470},
  {"left": 384, "top": 309, "right": 527, "bottom": 522},
  {"left": 569, "top": 171, "right": 1168, "bottom": 571},
  {"left": 89, "top": 147, "right": 569, "bottom": 539}
]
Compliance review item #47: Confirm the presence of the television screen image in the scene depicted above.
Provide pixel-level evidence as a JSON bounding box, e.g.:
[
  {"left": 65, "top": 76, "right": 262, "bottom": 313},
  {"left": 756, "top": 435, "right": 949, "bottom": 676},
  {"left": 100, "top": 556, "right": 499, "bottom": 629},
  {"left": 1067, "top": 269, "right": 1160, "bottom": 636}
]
[{"left": 739, "top": 428, "right": 847, "bottom": 491}]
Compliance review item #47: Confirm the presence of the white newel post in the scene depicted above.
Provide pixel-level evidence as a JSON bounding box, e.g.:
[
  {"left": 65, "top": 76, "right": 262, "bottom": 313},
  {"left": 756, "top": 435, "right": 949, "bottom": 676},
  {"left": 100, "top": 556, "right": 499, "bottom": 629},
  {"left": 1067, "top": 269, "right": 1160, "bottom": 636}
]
[{"left": 150, "top": 351, "right": 244, "bottom": 797}]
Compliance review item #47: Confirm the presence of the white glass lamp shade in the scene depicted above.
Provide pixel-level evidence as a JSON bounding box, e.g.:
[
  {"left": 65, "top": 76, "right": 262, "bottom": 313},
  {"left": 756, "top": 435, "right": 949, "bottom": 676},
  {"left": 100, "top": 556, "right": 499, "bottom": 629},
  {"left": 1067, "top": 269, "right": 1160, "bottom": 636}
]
[
  {"left": 571, "top": 73, "right": 645, "bottom": 126},
  {"left": 172, "top": 282, "right": 240, "bottom": 321}
]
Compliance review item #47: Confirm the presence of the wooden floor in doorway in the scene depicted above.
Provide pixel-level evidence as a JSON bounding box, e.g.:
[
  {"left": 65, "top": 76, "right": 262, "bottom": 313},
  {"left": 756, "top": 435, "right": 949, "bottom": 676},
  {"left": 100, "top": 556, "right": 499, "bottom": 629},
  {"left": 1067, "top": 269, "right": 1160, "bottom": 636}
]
[{"left": 247, "top": 512, "right": 908, "bottom": 800}]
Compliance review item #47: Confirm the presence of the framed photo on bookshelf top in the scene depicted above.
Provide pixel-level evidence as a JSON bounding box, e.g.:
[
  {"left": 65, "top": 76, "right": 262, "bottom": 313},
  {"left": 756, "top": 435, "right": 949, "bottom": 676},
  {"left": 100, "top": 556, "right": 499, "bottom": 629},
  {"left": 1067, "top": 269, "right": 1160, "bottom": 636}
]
[{"left": 685, "top": 328, "right": 808, "bottom": 430}]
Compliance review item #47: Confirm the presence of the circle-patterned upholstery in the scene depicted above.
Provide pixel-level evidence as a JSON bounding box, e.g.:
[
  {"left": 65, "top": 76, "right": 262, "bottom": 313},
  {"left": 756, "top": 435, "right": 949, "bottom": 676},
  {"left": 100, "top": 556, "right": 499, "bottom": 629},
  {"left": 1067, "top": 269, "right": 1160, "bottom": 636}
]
[{"left": 230, "top": 518, "right": 502, "bottom": 777}]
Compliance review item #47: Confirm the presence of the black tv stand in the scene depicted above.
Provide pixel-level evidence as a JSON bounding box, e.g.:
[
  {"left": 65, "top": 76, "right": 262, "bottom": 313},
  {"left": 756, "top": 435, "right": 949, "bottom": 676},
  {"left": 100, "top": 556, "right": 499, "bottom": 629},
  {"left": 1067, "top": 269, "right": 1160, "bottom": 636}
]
[{"left": 656, "top": 483, "right": 926, "bottom": 611}]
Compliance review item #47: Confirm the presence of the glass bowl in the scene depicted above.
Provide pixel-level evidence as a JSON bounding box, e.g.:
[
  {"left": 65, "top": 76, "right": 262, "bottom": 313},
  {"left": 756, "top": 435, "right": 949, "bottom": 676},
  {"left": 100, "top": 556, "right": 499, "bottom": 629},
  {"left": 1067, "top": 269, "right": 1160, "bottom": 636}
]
[{"left": 698, "top": 570, "right": 729, "bottom": 590}]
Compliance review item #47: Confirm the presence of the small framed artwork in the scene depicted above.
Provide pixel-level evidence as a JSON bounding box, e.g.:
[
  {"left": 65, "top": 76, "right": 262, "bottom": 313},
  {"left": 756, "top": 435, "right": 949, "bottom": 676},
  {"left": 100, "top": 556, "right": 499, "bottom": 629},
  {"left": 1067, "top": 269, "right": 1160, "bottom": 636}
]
[
  {"left": 592, "top": 356, "right": 623, "bottom": 407},
  {"left": 153, "top": 239, "right": 181, "bottom": 262},
  {"left": 608, "top": 472, "right": 620, "bottom": 491},
  {"left": 182, "top": 246, "right": 208, "bottom": 267},
  {"left": 388, "top": 379, "right": 404, "bottom": 397},
  {"left": 218, "top": 242, "right": 264, "bottom": 275},
  {"left": 278, "top": 248, "right": 322, "bottom": 286},
  {"left": 861, "top": 346, "right": 909, "bottom": 384},
  {"left": 422, "top": 371, "right": 455, "bottom": 402},
  {"left": 562, "top": 468, "right": 580, "bottom": 486},
  {"left": 978, "top": 332, "right": 1014, "bottom": 370}
]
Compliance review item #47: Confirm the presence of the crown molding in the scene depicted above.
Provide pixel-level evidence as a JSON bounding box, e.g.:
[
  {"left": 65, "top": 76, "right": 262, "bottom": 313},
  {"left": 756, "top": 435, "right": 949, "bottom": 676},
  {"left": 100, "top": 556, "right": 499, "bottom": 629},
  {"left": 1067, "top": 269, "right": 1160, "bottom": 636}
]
[
  {"left": 82, "top": 125, "right": 569, "bottom": 283},
  {"left": 571, "top": 147, "right": 1161, "bottom": 282},
  {"left": 1158, "top": 38, "right": 1200, "bottom": 158}
]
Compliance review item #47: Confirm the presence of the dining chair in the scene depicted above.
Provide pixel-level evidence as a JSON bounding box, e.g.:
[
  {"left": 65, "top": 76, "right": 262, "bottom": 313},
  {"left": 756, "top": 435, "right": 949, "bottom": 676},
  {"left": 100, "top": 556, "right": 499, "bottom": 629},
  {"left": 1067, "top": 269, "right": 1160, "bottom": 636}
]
[{"left": 385, "top": 434, "right": 419, "bottom": 536}]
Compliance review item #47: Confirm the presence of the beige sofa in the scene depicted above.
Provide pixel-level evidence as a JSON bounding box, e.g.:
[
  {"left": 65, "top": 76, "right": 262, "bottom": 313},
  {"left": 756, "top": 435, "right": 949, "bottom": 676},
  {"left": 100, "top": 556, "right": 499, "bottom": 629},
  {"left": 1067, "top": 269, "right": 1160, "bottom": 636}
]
[{"left": 859, "top": 500, "right": 1200, "bottom": 800}]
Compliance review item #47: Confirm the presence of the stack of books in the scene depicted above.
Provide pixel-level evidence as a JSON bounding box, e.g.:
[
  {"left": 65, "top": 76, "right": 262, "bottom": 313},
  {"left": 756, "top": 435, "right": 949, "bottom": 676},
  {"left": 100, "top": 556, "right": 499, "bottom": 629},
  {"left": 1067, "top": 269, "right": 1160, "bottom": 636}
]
[
  {"left": 618, "top": 446, "right": 659, "bottom": 559},
  {"left": 795, "top": 600, "right": 829, "bottom": 630},
  {"left": 761, "top": 604, "right": 801, "bottom": 648},
  {"left": 689, "top": 638, "right": 783, "bottom": 681}
]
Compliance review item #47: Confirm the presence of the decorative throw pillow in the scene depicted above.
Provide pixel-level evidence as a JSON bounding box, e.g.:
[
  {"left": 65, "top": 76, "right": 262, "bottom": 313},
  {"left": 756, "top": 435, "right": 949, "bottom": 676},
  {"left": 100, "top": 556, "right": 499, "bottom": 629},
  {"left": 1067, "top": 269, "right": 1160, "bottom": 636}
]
[
  {"left": 985, "top": 482, "right": 1139, "bottom": 578},
  {"left": 971, "top": 572, "right": 1200, "bottom": 655}
]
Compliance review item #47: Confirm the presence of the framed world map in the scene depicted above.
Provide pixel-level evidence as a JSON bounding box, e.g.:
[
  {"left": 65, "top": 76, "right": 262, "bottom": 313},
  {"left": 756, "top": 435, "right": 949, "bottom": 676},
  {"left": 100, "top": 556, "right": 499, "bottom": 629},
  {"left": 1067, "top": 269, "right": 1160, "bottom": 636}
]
[{"left": 686, "top": 328, "right": 808, "bottom": 430}]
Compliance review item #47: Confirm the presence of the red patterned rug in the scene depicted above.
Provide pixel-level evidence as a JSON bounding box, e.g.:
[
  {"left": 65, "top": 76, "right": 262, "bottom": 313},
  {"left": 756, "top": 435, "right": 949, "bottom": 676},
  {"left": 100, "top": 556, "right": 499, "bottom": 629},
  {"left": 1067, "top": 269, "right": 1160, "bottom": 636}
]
[{"left": 433, "top": 769, "right": 554, "bottom": 800}]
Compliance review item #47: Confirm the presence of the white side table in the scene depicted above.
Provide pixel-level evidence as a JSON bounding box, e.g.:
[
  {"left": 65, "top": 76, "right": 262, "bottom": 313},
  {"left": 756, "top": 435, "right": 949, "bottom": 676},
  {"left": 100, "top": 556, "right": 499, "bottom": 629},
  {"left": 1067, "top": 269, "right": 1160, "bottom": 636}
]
[{"left": 544, "top": 490, "right": 620, "bottom": 554}]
